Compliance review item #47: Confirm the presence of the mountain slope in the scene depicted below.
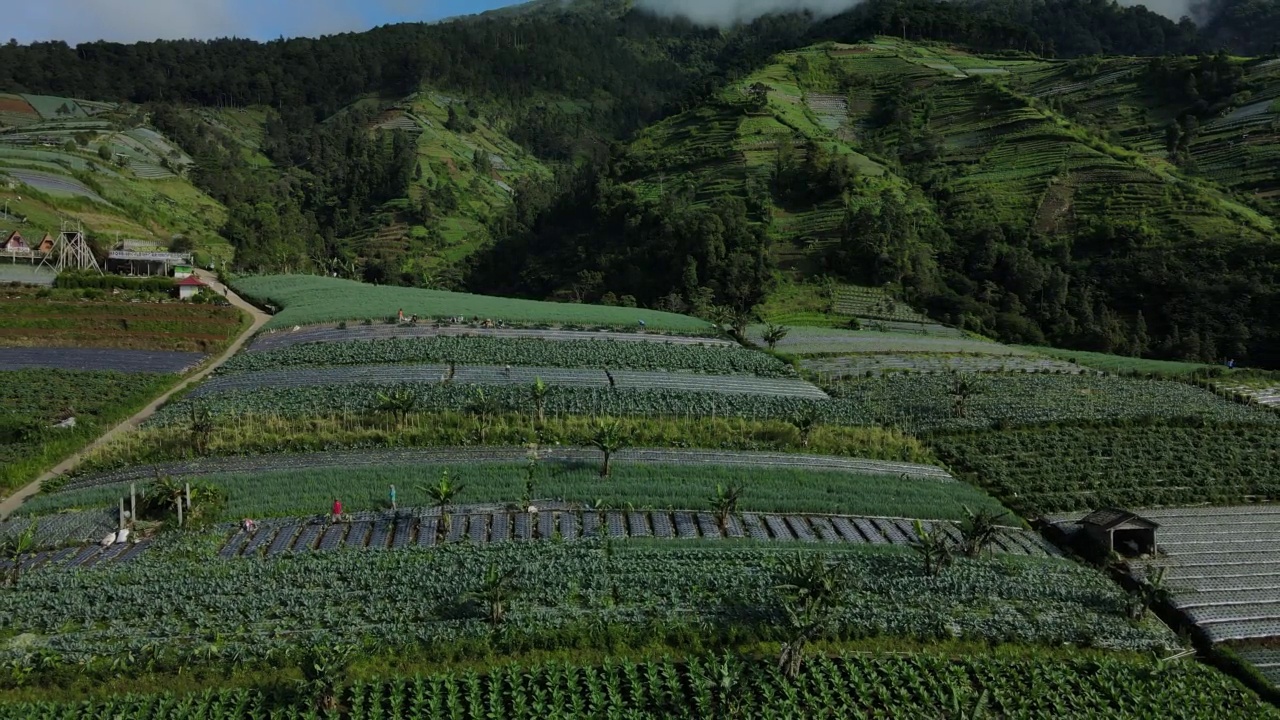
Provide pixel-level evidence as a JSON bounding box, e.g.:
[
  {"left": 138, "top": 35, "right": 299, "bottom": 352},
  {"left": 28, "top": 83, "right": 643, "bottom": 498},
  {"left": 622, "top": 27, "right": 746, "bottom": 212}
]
[
  {"left": 472, "top": 38, "right": 1280, "bottom": 365},
  {"left": 0, "top": 94, "right": 230, "bottom": 264}
]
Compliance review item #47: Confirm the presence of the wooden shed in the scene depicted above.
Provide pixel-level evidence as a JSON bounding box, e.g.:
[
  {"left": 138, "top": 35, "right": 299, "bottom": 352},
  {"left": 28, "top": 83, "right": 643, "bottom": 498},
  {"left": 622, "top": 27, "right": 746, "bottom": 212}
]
[{"left": 1080, "top": 508, "right": 1159, "bottom": 556}]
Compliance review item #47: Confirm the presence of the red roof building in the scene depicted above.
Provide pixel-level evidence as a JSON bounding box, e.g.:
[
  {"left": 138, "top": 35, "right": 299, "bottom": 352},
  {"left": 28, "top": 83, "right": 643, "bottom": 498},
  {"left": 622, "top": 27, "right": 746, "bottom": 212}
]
[{"left": 175, "top": 275, "right": 207, "bottom": 299}]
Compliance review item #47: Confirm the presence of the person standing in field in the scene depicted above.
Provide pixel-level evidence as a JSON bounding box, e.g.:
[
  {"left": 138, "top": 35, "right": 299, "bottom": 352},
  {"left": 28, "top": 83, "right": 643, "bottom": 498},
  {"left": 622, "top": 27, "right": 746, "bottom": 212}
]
[
  {"left": 389, "top": 485, "right": 397, "bottom": 511},
  {"left": 332, "top": 499, "right": 343, "bottom": 523},
  {"left": 398, "top": 308, "right": 405, "bottom": 322}
]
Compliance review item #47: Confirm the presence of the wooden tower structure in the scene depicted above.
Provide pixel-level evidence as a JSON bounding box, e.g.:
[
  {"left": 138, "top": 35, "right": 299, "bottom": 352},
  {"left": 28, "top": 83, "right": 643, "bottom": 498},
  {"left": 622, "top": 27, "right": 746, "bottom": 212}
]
[{"left": 37, "top": 221, "right": 102, "bottom": 274}]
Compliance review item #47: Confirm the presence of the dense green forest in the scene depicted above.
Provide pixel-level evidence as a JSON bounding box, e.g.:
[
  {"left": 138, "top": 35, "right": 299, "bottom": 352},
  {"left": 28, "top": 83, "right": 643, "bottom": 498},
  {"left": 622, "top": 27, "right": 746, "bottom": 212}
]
[{"left": 1, "top": 0, "right": 1278, "bottom": 365}]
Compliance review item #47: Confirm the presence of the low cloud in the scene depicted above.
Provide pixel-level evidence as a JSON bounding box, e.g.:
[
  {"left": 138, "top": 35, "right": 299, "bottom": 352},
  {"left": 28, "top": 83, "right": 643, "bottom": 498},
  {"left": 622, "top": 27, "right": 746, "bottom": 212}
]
[
  {"left": 636, "top": 0, "right": 1195, "bottom": 26},
  {"left": 634, "top": 0, "right": 863, "bottom": 26}
]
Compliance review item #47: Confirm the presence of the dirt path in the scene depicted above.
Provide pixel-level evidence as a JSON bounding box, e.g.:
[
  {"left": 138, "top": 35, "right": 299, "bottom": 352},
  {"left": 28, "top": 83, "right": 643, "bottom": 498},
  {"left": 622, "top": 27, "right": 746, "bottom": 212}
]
[{"left": 0, "top": 271, "right": 270, "bottom": 520}]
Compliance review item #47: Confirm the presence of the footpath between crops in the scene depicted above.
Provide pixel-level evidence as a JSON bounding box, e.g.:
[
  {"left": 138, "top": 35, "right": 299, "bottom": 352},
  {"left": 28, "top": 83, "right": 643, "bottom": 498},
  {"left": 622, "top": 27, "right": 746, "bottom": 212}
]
[{"left": 0, "top": 271, "right": 271, "bottom": 520}]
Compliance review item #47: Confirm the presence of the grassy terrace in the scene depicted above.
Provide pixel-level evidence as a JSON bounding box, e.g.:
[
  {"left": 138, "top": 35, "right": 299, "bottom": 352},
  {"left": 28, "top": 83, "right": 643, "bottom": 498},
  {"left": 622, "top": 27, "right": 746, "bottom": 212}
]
[{"left": 232, "top": 275, "right": 713, "bottom": 333}]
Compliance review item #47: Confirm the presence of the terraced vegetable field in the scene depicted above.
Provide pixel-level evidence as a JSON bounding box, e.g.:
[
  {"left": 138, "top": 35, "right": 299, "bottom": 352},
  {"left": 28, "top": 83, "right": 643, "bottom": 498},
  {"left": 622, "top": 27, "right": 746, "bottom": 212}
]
[
  {"left": 1, "top": 370, "right": 176, "bottom": 495},
  {"left": 53, "top": 446, "right": 953, "bottom": 491},
  {"left": 933, "top": 425, "right": 1280, "bottom": 515},
  {"left": 1048, "top": 506, "right": 1280, "bottom": 658},
  {"left": 188, "top": 364, "right": 826, "bottom": 401},
  {"left": 154, "top": 381, "right": 842, "bottom": 425},
  {"left": 20, "top": 455, "right": 1007, "bottom": 526},
  {"left": 11, "top": 651, "right": 1271, "bottom": 720},
  {"left": 0, "top": 542, "right": 1175, "bottom": 668},
  {"left": 226, "top": 335, "right": 786, "bottom": 375},
  {"left": 0, "top": 347, "right": 205, "bottom": 373},
  {"left": 803, "top": 353, "right": 1084, "bottom": 377},
  {"left": 234, "top": 275, "right": 713, "bottom": 333},
  {"left": 247, "top": 324, "right": 738, "bottom": 352},
  {"left": 754, "top": 325, "right": 1027, "bottom": 356},
  {"left": 831, "top": 374, "right": 1275, "bottom": 434},
  {"left": 188, "top": 507, "right": 1047, "bottom": 555}
]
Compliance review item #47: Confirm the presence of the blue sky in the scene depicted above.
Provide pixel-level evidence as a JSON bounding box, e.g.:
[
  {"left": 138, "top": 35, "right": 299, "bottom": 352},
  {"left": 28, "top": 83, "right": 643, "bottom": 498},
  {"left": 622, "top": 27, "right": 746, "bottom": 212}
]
[{"left": 9, "top": 0, "right": 527, "bottom": 45}]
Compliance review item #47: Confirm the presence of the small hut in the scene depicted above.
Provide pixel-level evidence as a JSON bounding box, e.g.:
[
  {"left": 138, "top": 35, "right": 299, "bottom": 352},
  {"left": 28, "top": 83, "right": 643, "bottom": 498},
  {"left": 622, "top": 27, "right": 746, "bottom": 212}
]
[
  {"left": 34, "top": 234, "right": 54, "bottom": 255},
  {"left": 2, "top": 230, "right": 29, "bottom": 254},
  {"left": 175, "top": 275, "right": 206, "bottom": 300},
  {"left": 1080, "top": 508, "right": 1159, "bottom": 556}
]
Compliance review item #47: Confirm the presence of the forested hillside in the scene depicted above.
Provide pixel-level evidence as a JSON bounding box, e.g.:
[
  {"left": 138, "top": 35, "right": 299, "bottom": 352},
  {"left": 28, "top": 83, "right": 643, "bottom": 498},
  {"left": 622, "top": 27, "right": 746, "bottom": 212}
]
[{"left": 1, "top": 0, "right": 1278, "bottom": 364}]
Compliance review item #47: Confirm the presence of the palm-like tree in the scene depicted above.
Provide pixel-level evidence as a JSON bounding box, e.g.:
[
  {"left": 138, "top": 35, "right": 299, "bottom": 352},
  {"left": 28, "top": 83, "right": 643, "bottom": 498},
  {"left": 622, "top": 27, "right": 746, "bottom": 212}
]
[
  {"left": 773, "top": 553, "right": 847, "bottom": 678},
  {"left": 465, "top": 563, "right": 519, "bottom": 626},
  {"left": 469, "top": 388, "right": 502, "bottom": 442},
  {"left": 589, "top": 418, "right": 629, "bottom": 478},
  {"left": 188, "top": 404, "right": 214, "bottom": 455},
  {"left": 420, "top": 470, "right": 464, "bottom": 542},
  {"left": 950, "top": 373, "right": 983, "bottom": 419},
  {"left": 792, "top": 406, "right": 822, "bottom": 448},
  {"left": 530, "top": 377, "right": 548, "bottom": 424},
  {"left": 910, "top": 519, "right": 954, "bottom": 577},
  {"left": 957, "top": 505, "right": 1011, "bottom": 558},
  {"left": 1, "top": 522, "right": 38, "bottom": 585},
  {"left": 298, "top": 643, "right": 355, "bottom": 712},
  {"left": 375, "top": 388, "right": 418, "bottom": 428},
  {"left": 710, "top": 483, "right": 745, "bottom": 535},
  {"left": 1129, "top": 566, "right": 1172, "bottom": 620},
  {"left": 761, "top": 323, "right": 790, "bottom": 350}
]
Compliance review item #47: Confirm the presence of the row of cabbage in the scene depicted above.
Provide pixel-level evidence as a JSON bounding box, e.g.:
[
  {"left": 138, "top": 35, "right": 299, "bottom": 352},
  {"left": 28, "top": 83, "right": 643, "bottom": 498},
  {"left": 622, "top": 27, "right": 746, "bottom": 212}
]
[
  {"left": 932, "top": 425, "right": 1280, "bottom": 515},
  {"left": 0, "top": 542, "right": 1174, "bottom": 670},
  {"left": 7, "top": 653, "right": 1272, "bottom": 719},
  {"left": 52, "top": 447, "right": 950, "bottom": 493},
  {"left": 831, "top": 374, "right": 1277, "bottom": 434},
  {"left": 151, "top": 383, "right": 854, "bottom": 426},
  {"left": 223, "top": 336, "right": 792, "bottom": 377},
  {"left": 190, "top": 365, "right": 827, "bottom": 400}
]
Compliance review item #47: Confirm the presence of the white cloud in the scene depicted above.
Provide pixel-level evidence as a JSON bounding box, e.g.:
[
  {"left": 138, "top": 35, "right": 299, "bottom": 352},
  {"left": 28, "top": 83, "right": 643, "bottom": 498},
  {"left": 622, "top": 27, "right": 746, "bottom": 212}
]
[{"left": 633, "top": 0, "right": 863, "bottom": 26}]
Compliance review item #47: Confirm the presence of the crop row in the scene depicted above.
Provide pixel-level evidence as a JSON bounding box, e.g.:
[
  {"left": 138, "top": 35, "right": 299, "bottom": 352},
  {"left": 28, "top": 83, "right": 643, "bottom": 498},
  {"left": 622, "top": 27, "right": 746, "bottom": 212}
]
[
  {"left": 804, "top": 354, "right": 1083, "bottom": 377},
  {"left": 226, "top": 335, "right": 787, "bottom": 376},
  {"left": 0, "top": 347, "right": 206, "bottom": 374},
  {"left": 155, "top": 382, "right": 844, "bottom": 426},
  {"left": 193, "top": 364, "right": 825, "bottom": 400},
  {"left": 0, "top": 542, "right": 1175, "bottom": 669},
  {"left": 830, "top": 374, "right": 1277, "bottom": 434},
  {"left": 23, "top": 460, "right": 995, "bottom": 528},
  {"left": 8, "top": 651, "right": 1271, "bottom": 720},
  {"left": 931, "top": 425, "right": 1280, "bottom": 516},
  {"left": 247, "top": 324, "right": 738, "bottom": 352}
]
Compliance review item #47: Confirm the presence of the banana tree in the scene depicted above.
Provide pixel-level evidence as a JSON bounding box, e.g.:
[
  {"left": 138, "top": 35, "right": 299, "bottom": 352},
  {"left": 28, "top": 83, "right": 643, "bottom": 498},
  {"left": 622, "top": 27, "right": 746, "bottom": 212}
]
[
  {"left": 772, "top": 553, "right": 847, "bottom": 678},
  {"left": 589, "top": 417, "right": 629, "bottom": 478},
  {"left": 420, "top": 470, "right": 464, "bottom": 542},
  {"left": 1, "top": 522, "right": 37, "bottom": 585}
]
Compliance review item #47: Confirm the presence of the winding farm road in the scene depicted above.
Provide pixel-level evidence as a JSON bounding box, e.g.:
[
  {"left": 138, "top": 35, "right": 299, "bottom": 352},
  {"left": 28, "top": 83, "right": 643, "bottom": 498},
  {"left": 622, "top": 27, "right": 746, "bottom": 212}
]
[{"left": 0, "top": 271, "right": 269, "bottom": 520}]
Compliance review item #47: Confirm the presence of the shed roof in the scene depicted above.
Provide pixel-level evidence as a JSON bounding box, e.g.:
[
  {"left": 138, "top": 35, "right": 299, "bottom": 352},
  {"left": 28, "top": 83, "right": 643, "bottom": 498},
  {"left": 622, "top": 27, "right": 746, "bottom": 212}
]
[
  {"left": 176, "top": 276, "right": 206, "bottom": 287},
  {"left": 1080, "top": 508, "right": 1159, "bottom": 531}
]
